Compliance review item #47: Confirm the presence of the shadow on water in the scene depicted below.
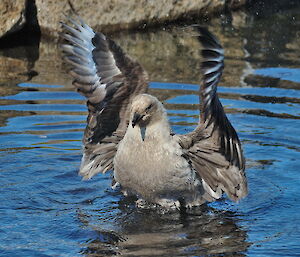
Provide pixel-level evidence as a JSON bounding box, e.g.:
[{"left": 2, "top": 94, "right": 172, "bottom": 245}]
[
  {"left": 78, "top": 204, "right": 250, "bottom": 256},
  {"left": 0, "top": 1, "right": 300, "bottom": 256}
]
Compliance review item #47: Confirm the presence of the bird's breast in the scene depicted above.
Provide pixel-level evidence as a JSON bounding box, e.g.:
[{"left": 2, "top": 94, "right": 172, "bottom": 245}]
[{"left": 113, "top": 131, "right": 197, "bottom": 201}]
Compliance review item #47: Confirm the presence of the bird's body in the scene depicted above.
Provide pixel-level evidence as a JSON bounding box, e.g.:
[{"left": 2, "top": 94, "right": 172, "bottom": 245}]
[
  {"left": 60, "top": 17, "right": 248, "bottom": 209},
  {"left": 114, "top": 98, "right": 203, "bottom": 208}
]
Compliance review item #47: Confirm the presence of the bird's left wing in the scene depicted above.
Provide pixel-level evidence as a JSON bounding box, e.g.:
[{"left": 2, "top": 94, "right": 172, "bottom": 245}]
[
  {"left": 60, "top": 16, "right": 148, "bottom": 179},
  {"left": 178, "top": 27, "right": 247, "bottom": 202}
]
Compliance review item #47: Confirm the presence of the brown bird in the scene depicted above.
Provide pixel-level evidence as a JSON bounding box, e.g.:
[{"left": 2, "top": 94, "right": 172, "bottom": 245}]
[{"left": 60, "top": 17, "right": 247, "bottom": 209}]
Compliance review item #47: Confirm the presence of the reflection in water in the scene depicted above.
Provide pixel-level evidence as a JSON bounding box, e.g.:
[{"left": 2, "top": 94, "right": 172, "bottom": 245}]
[
  {"left": 1, "top": 1, "right": 300, "bottom": 256},
  {"left": 79, "top": 204, "right": 249, "bottom": 256}
]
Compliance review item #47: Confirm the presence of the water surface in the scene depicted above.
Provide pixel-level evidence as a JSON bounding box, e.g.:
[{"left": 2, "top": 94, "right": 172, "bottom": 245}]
[{"left": 0, "top": 3, "right": 300, "bottom": 257}]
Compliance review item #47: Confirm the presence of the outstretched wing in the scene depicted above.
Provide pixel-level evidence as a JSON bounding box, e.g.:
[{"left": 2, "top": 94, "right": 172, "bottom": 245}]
[
  {"left": 179, "top": 27, "right": 247, "bottom": 201},
  {"left": 60, "top": 16, "right": 148, "bottom": 179}
]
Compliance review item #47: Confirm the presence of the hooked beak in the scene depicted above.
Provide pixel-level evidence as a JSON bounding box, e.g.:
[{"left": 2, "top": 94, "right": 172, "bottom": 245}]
[{"left": 132, "top": 112, "right": 143, "bottom": 128}]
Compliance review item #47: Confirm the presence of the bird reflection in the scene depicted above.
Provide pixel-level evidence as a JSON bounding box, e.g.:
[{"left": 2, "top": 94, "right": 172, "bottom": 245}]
[{"left": 78, "top": 197, "right": 250, "bottom": 256}]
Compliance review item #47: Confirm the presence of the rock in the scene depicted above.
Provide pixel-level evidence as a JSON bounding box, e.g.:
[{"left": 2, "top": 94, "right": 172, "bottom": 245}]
[
  {"left": 35, "top": 0, "right": 247, "bottom": 40},
  {"left": 111, "top": 22, "right": 246, "bottom": 88},
  {"left": 28, "top": 20, "right": 247, "bottom": 93},
  {"left": 0, "top": 0, "right": 27, "bottom": 38},
  {"left": 226, "top": 0, "right": 247, "bottom": 9},
  {"left": 20, "top": 12, "right": 249, "bottom": 88},
  {"left": 0, "top": 55, "right": 34, "bottom": 98},
  {"left": 0, "top": 56, "right": 28, "bottom": 83},
  {"left": 30, "top": 38, "right": 71, "bottom": 87}
]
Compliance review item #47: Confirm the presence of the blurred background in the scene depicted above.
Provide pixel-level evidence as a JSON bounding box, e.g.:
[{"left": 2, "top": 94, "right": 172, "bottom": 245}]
[{"left": 0, "top": 0, "right": 300, "bottom": 256}]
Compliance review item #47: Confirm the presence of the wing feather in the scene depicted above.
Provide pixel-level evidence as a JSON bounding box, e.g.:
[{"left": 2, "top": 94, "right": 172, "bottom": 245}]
[
  {"left": 179, "top": 27, "right": 247, "bottom": 201},
  {"left": 60, "top": 16, "right": 148, "bottom": 179}
]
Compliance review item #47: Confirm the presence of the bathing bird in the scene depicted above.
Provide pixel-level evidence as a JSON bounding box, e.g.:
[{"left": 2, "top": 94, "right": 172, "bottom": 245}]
[{"left": 60, "top": 17, "right": 247, "bottom": 209}]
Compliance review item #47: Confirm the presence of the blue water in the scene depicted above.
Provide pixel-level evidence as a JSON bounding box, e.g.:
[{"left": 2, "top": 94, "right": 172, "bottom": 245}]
[
  {"left": 0, "top": 77, "right": 299, "bottom": 256},
  {"left": 255, "top": 68, "right": 300, "bottom": 83},
  {"left": 1, "top": 3, "right": 300, "bottom": 257}
]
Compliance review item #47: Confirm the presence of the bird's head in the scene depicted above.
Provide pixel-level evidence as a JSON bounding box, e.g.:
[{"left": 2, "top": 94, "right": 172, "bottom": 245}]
[{"left": 130, "top": 94, "right": 164, "bottom": 128}]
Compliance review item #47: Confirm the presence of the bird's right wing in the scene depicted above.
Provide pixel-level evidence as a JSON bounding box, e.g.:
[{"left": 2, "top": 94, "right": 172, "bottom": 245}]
[{"left": 60, "top": 16, "right": 148, "bottom": 179}]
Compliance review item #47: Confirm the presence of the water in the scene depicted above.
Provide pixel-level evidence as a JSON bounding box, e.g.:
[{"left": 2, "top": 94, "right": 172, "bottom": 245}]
[{"left": 1, "top": 3, "right": 300, "bottom": 257}]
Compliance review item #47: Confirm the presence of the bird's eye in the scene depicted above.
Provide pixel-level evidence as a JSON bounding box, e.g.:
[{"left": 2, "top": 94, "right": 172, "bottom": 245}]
[{"left": 145, "top": 103, "right": 153, "bottom": 112}]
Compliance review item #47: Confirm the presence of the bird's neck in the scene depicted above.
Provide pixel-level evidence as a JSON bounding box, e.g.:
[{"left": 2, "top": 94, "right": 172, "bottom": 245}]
[{"left": 146, "top": 116, "right": 171, "bottom": 141}]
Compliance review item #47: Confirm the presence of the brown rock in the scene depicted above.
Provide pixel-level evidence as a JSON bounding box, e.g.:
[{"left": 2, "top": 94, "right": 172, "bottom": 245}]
[
  {"left": 0, "top": 56, "right": 28, "bottom": 83},
  {"left": 30, "top": 38, "right": 70, "bottom": 87},
  {"left": 29, "top": 18, "right": 248, "bottom": 89},
  {"left": 0, "top": 56, "right": 30, "bottom": 97},
  {"left": 226, "top": 0, "right": 247, "bottom": 9},
  {"left": 0, "top": 0, "right": 27, "bottom": 38},
  {"left": 112, "top": 24, "right": 247, "bottom": 87},
  {"left": 35, "top": 0, "right": 247, "bottom": 40}
]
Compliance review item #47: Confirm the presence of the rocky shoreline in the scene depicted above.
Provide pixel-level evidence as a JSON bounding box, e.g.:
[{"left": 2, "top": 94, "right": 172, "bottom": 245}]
[{"left": 1, "top": 0, "right": 247, "bottom": 40}]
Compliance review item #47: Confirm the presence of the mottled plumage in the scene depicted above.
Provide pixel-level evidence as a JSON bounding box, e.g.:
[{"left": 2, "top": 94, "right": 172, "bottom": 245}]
[{"left": 60, "top": 16, "right": 247, "bottom": 209}]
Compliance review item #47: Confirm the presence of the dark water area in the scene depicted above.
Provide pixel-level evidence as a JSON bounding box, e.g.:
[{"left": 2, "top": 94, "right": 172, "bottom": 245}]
[{"left": 1, "top": 2, "right": 300, "bottom": 257}]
